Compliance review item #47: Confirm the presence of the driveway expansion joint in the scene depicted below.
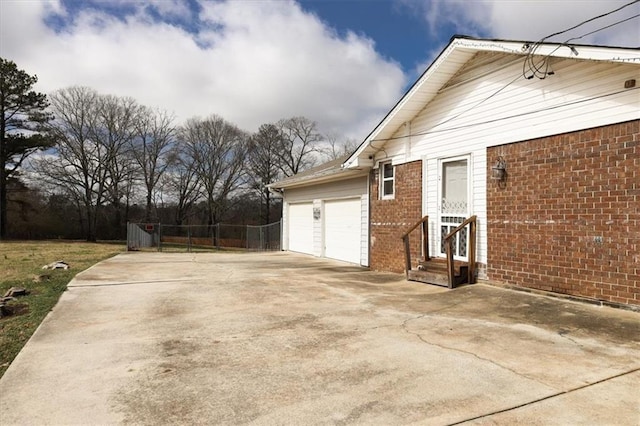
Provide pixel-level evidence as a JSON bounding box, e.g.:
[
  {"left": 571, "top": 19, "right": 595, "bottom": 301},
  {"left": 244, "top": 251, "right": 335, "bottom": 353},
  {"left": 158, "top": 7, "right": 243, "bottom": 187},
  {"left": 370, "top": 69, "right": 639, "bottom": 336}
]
[
  {"left": 70, "top": 278, "right": 197, "bottom": 287},
  {"left": 446, "top": 367, "right": 640, "bottom": 425}
]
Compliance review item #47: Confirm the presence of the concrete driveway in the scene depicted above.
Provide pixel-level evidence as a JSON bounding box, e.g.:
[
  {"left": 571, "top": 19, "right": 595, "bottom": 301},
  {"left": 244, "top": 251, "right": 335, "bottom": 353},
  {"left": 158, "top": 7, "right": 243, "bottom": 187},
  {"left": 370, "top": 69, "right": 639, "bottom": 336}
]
[{"left": 1, "top": 252, "right": 638, "bottom": 425}]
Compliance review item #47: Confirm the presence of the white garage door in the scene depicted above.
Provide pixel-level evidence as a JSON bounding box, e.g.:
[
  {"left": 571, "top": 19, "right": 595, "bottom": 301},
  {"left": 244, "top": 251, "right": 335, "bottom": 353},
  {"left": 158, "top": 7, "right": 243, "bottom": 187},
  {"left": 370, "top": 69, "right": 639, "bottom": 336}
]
[
  {"left": 288, "top": 203, "right": 314, "bottom": 255},
  {"left": 324, "top": 198, "right": 362, "bottom": 264}
]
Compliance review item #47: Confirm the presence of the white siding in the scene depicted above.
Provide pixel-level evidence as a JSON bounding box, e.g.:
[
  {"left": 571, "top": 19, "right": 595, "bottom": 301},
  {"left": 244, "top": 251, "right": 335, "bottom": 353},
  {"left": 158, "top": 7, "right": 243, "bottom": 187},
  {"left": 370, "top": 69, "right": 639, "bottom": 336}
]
[
  {"left": 401, "top": 59, "right": 639, "bottom": 275},
  {"left": 284, "top": 177, "right": 367, "bottom": 202},
  {"left": 381, "top": 60, "right": 639, "bottom": 167},
  {"left": 282, "top": 176, "right": 369, "bottom": 266}
]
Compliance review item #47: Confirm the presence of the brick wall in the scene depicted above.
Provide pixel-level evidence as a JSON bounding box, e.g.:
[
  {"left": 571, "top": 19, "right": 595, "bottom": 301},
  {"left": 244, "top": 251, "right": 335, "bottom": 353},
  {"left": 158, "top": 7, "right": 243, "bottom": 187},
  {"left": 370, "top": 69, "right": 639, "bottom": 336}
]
[
  {"left": 487, "top": 120, "right": 639, "bottom": 306},
  {"left": 370, "top": 160, "right": 422, "bottom": 273}
]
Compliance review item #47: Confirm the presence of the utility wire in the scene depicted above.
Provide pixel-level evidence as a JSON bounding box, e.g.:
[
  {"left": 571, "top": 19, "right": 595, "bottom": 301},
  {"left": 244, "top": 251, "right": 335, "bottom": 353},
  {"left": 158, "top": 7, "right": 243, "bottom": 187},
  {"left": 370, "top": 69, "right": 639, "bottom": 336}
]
[
  {"left": 540, "top": 0, "right": 639, "bottom": 41},
  {"left": 525, "top": 12, "right": 640, "bottom": 79},
  {"left": 424, "top": 74, "right": 522, "bottom": 133},
  {"left": 524, "top": 0, "right": 640, "bottom": 79},
  {"left": 565, "top": 13, "right": 640, "bottom": 43},
  {"left": 365, "top": 1, "right": 639, "bottom": 151},
  {"left": 443, "top": 2, "right": 640, "bottom": 131},
  {"left": 440, "top": 9, "right": 637, "bottom": 138},
  {"left": 369, "top": 87, "right": 638, "bottom": 144},
  {"left": 433, "top": 7, "right": 639, "bottom": 138}
]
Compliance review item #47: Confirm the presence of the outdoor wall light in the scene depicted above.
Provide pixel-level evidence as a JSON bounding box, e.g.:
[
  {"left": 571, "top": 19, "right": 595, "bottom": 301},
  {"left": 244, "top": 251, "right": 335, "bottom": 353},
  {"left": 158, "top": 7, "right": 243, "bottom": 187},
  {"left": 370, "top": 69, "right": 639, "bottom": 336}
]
[{"left": 491, "top": 156, "right": 507, "bottom": 181}]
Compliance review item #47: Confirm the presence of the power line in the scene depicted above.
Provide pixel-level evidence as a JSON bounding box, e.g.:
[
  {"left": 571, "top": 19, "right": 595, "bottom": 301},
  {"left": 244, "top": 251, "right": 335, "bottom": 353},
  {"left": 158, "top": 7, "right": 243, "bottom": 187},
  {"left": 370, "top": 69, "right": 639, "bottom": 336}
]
[
  {"left": 524, "top": 12, "right": 640, "bottom": 79},
  {"left": 540, "top": 0, "right": 639, "bottom": 42},
  {"left": 426, "top": 7, "right": 640, "bottom": 139},
  {"left": 523, "top": 0, "right": 640, "bottom": 79},
  {"left": 363, "top": 3, "right": 640, "bottom": 152},
  {"left": 420, "top": 74, "right": 522, "bottom": 135},
  {"left": 369, "top": 86, "right": 638, "bottom": 144},
  {"left": 565, "top": 13, "right": 640, "bottom": 43}
]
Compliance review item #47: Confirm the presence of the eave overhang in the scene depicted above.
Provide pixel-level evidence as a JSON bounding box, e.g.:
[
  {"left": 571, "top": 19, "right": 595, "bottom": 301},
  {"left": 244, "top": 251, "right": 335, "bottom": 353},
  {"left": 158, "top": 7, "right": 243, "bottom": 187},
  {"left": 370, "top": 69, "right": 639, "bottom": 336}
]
[
  {"left": 343, "top": 35, "right": 640, "bottom": 169},
  {"left": 267, "top": 155, "right": 368, "bottom": 191}
]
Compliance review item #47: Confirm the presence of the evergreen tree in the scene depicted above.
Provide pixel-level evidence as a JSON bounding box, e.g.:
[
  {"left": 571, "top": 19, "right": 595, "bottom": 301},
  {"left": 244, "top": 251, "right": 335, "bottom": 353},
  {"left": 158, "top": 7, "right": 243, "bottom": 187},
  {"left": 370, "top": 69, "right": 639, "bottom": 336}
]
[{"left": 0, "top": 58, "right": 54, "bottom": 238}]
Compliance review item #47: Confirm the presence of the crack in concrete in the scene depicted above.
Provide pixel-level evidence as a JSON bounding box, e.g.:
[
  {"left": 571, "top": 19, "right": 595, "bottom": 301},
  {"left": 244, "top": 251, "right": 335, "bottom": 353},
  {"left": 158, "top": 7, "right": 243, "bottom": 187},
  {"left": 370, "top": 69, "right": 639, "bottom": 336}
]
[
  {"left": 400, "top": 314, "right": 553, "bottom": 389},
  {"left": 446, "top": 367, "right": 640, "bottom": 425},
  {"left": 421, "top": 301, "right": 466, "bottom": 314},
  {"left": 555, "top": 328, "right": 609, "bottom": 358},
  {"left": 556, "top": 328, "right": 587, "bottom": 348},
  {"left": 362, "top": 323, "right": 400, "bottom": 331}
]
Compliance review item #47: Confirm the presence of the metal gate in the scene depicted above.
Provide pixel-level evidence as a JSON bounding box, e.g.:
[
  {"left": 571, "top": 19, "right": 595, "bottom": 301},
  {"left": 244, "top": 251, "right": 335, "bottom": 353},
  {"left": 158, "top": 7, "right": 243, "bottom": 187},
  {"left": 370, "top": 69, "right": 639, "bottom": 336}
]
[
  {"left": 127, "top": 223, "right": 160, "bottom": 251},
  {"left": 247, "top": 221, "right": 281, "bottom": 251},
  {"left": 127, "top": 221, "right": 281, "bottom": 252}
]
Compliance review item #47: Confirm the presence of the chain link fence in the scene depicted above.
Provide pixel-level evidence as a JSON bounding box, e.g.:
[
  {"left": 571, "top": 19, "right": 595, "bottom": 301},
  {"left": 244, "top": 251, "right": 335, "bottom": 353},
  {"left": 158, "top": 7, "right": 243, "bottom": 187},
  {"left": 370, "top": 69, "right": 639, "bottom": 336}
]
[
  {"left": 247, "top": 221, "right": 281, "bottom": 251},
  {"left": 127, "top": 221, "right": 281, "bottom": 252}
]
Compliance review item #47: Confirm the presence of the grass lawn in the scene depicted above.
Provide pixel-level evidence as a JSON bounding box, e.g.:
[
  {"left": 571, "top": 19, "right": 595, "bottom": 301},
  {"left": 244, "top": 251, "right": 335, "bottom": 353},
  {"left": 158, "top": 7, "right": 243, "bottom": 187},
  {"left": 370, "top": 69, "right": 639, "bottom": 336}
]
[{"left": 0, "top": 241, "right": 123, "bottom": 378}]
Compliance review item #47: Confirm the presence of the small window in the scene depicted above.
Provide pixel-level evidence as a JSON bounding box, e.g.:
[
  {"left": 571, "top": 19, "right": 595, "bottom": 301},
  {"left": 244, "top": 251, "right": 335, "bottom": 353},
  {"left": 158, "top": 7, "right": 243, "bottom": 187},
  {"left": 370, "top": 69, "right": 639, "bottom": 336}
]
[{"left": 380, "top": 161, "right": 394, "bottom": 199}]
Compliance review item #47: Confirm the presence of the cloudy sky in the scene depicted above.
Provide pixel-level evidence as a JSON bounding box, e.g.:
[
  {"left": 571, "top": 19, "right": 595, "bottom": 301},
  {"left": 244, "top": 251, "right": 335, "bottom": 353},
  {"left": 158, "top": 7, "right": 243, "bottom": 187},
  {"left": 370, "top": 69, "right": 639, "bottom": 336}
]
[{"left": 1, "top": 0, "right": 638, "bottom": 140}]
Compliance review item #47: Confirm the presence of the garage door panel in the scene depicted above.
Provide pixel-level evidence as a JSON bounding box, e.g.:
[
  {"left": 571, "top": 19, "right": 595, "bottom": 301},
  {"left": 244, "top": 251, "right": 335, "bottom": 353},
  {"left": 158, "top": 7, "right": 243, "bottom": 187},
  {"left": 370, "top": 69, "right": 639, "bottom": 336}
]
[
  {"left": 324, "top": 199, "right": 361, "bottom": 264},
  {"left": 288, "top": 203, "right": 313, "bottom": 255}
]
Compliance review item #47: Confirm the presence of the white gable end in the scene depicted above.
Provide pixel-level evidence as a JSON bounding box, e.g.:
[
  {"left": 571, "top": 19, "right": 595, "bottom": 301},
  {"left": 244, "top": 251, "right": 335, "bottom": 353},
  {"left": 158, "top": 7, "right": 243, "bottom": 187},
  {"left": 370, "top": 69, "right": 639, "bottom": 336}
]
[
  {"left": 346, "top": 38, "right": 640, "bottom": 170},
  {"left": 377, "top": 56, "right": 639, "bottom": 166}
]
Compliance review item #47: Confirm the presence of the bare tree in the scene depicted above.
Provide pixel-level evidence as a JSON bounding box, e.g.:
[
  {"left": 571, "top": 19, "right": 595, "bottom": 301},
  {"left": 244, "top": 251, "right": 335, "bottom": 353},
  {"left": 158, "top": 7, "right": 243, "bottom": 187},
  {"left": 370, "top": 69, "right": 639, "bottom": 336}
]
[
  {"left": 35, "top": 87, "right": 142, "bottom": 241},
  {"left": 180, "top": 115, "right": 248, "bottom": 225},
  {"left": 248, "top": 123, "right": 283, "bottom": 224},
  {"left": 36, "top": 87, "right": 104, "bottom": 241},
  {"left": 94, "top": 94, "right": 141, "bottom": 236},
  {"left": 131, "top": 107, "right": 175, "bottom": 222},
  {"left": 321, "top": 132, "right": 359, "bottom": 161},
  {"left": 160, "top": 145, "right": 202, "bottom": 225},
  {"left": 276, "top": 116, "right": 322, "bottom": 177}
]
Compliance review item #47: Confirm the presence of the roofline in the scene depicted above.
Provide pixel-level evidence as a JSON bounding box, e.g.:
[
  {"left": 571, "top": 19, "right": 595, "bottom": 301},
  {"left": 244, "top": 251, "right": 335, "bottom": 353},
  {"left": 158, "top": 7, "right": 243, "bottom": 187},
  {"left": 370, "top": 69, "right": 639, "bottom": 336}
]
[
  {"left": 451, "top": 34, "right": 640, "bottom": 52},
  {"left": 344, "top": 35, "right": 640, "bottom": 169},
  {"left": 344, "top": 36, "right": 456, "bottom": 167},
  {"left": 267, "top": 168, "right": 367, "bottom": 190}
]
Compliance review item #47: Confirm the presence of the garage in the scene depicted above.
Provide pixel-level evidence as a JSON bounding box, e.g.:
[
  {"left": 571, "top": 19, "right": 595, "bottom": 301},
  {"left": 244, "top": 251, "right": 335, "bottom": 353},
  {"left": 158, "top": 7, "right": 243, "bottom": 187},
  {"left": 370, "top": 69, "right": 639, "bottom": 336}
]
[
  {"left": 269, "top": 158, "right": 369, "bottom": 267},
  {"left": 287, "top": 203, "right": 313, "bottom": 255},
  {"left": 324, "top": 198, "right": 362, "bottom": 264}
]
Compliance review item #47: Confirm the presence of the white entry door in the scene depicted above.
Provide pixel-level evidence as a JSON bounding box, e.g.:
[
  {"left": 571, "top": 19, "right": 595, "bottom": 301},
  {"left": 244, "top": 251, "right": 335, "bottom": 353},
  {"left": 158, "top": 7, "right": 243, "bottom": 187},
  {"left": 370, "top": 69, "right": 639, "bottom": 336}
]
[
  {"left": 439, "top": 156, "right": 470, "bottom": 260},
  {"left": 324, "top": 198, "right": 361, "bottom": 264},
  {"left": 288, "top": 203, "right": 313, "bottom": 255}
]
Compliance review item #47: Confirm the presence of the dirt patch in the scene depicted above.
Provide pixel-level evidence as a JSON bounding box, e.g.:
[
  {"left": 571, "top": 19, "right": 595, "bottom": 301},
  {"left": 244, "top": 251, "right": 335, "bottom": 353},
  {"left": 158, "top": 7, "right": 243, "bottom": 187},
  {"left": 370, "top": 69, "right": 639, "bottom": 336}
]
[{"left": 0, "top": 303, "right": 30, "bottom": 319}]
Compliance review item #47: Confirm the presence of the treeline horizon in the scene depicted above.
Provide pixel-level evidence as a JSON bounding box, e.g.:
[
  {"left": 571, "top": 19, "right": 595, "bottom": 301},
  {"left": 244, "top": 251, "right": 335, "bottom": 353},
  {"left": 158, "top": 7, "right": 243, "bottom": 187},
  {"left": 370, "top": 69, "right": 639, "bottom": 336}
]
[{"left": 1, "top": 58, "right": 357, "bottom": 241}]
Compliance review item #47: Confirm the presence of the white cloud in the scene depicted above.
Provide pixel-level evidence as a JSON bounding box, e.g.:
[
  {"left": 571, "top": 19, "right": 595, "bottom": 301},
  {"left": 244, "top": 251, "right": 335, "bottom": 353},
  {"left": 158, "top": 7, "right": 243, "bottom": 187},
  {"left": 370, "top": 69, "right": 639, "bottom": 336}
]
[
  {"left": 0, "top": 0, "right": 406, "bottom": 139},
  {"left": 417, "top": 0, "right": 640, "bottom": 46},
  {"left": 148, "top": 0, "right": 194, "bottom": 21},
  {"left": 401, "top": 0, "right": 639, "bottom": 81}
]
